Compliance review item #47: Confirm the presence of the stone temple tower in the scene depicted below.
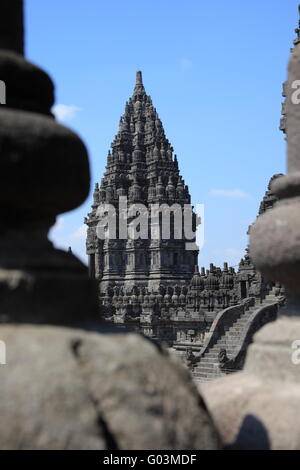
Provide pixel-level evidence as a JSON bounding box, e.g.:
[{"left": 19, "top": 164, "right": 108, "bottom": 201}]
[{"left": 86, "top": 71, "right": 198, "bottom": 316}]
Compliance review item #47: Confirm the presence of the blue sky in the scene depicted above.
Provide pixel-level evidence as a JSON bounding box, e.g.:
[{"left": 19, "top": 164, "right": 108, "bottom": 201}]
[{"left": 25, "top": 0, "right": 297, "bottom": 269}]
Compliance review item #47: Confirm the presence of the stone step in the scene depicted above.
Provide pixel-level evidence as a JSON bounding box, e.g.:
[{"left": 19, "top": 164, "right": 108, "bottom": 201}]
[
  {"left": 235, "top": 319, "right": 251, "bottom": 325},
  {"left": 206, "top": 350, "right": 221, "bottom": 355},
  {"left": 201, "top": 358, "right": 219, "bottom": 364},
  {"left": 199, "top": 362, "right": 216, "bottom": 368},
  {"left": 194, "top": 379, "right": 211, "bottom": 383},
  {"left": 198, "top": 365, "right": 217, "bottom": 373},
  {"left": 224, "top": 327, "right": 242, "bottom": 333},
  {"left": 235, "top": 318, "right": 249, "bottom": 324},
  {"left": 216, "top": 345, "right": 236, "bottom": 350},
  {"left": 218, "top": 336, "right": 239, "bottom": 342},
  {"left": 194, "top": 378, "right": 215, "bottom": 382},
  {"left": 216, "top": 342, "right": 238, "bottom": 348},
  {"left": 215, "top": 347, "right": 237, "bottom": 353},
  {"left": 216, "top": 340, "right": 237, "bottom": 347},
  {"left": 193, "top": 371, "right": 221, "bottom": 378},
  {"left": 194, "top": 372, "right": 214, "bottom": 378},
  {"left": 201, "top": 353, "right": 218, "bottom": 359},
  {"left": 223, "top": 327, "right": 241, "bottom": 333},
  {"left": 209, "top": 346, "right": 235, "bottom": 353},
  {"left": 226, "top": 337, "right": 242, "bottom": 342},
  {"left": 193, "top": 372, "right": 223, "bottom": 380},
  {"left": 204, "top": 355, "right": 219, "bottom": 360},
  {"left": 192, "top": 299, "right": 280, "bottom": 382},
  {"left": 224, "top": 318, "right": 250, "bottom": 329},
  {"left": 200, "top": 358, "right": 219, "bottom": 364}
]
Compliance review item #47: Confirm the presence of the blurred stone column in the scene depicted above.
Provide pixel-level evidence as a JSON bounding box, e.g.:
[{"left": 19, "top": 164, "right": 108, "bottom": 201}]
[
  {"left": 0, "top": 0, "right": 24, "bottom": 54},
  {"left": 200, "top": 44, "right": 300, "bottom": 451},
  {"left": 0, "top": 0, "right": 99, "bottom": 326},
  {"left": 250, "top": 44, "right": 300, "bottom": 308},
  {"left": 0, "top": 1, "right": 220, "bottom": 451}
]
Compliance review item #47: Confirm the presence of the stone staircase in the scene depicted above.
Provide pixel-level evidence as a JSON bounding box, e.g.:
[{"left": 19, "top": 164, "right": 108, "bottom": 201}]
[{"left": 193, "top": 291, "right": 279, "bottom": 383}]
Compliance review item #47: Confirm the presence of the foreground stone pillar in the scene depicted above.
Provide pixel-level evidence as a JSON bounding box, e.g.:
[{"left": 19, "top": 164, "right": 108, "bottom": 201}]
[
  {"left": 0, "top": 0, "right": 97, "bottom": 325},
  {"left": 0, "top": 0, "right": 219, "bottom": 449},
  {"left": 200, "top": 43, "right": 300, "bottom": 450},
  {"left": 0, "top": 0, "right": 24, "bottom": 54}
]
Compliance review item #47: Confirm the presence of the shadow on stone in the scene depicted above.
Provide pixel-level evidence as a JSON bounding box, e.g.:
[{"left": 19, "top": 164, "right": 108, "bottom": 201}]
[{"left": 226, "top": 414, "right": 271, "bottom": 450}]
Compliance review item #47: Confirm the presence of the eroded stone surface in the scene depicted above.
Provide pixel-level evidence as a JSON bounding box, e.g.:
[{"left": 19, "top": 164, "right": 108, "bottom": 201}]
[
  {"left": 199, "top": 317, "right": 300, "bottom": 449},
  {"left": 0, "top": 324, "right": 219, "bottom": 450},
  {"left": 0, "top": 0, "right": 221, "bottom": 451}
]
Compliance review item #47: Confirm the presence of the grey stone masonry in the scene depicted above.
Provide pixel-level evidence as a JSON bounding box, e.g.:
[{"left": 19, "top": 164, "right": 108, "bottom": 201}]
[
  {"left": 86, "top": 73, "right": 282, "bottom": 360},
  {"left": 0, "top": 0, "right": 219, "bottom": 450},
  {"left": 200, "top": 5, "right": 300, "bottom": 450},
  {"left": 86, "top": 71, "right": 198, "bottom": 297}
]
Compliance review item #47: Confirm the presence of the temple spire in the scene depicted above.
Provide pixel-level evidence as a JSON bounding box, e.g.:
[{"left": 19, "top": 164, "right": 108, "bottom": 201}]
[
  {"left": 136, "top": 70, "right": 143, "bottom": 84},
  {"left": 87, "top": 69, "right": 197, "bottom": 304},
  {"left": 133, "top": 70, "right": 145, "bottom": 97}
]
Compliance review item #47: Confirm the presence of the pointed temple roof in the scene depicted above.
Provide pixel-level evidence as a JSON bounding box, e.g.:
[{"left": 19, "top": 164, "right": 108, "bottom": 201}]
[
  {"left": 86, "top": 70, "right": 197, "bottom": 292},
  {"left": 94, "top": 70, "right": 191, "bottom": 206},
  {"left": 112, "top": 70, "right": 172, "bottom": 156}
]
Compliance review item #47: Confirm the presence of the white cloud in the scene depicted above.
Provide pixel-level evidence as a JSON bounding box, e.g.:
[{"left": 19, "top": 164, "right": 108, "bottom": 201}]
[
  {"left": 224, "top": 248, "right": 243, "bottom": 258},
  {"left": 180, "top": 57, "right": 193, "bottom": 70},
  {"left": 47, "top": 222, "right": 88, "bottom": 266},
  {"left": 223, "top": 248, "right": 245, "bottom": 267},
  {"left": 51, "top": 217, "right": 65, "bottom": 232},
  {"left": 209, "top": 189, "right": 251, "bottom": 199},
  {"left": 49, "top": 222, "right": 87, "bottom": 249},
  {"left": 71, "top": 224, "right": 87, "bottom": 240},
  {"left": 52, "top": 104, "right": 82, "bottom": 122}
]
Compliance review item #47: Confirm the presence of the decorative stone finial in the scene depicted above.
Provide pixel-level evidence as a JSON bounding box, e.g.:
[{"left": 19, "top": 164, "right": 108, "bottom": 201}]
[
  {"left": 136, "top": 70, "right": 143, "bottom": 84},
  {"left": 133, "top": 70, "right": 145, "bottom": 97}
]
